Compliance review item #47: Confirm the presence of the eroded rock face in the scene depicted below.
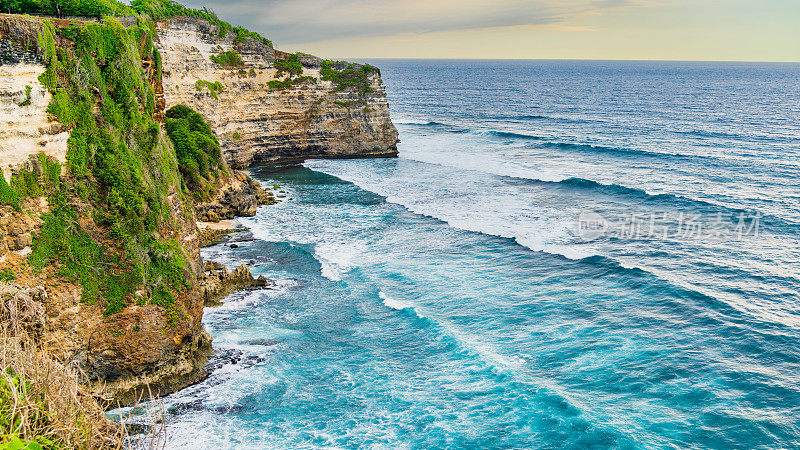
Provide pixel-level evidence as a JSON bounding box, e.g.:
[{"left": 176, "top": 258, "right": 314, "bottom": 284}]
[
  {"left": 0, "top": 15, "right": 76, "bottom": 181},
  {"left": 198, "top": 261, "right": 271, "bottom": 306},
  {"left": 0, "top": 63, "right": 70, "bottom": 182},
  {"left": 0, "top": 150, "right": 212, "bottom": 406},
  {"left": 155, "top": 17, "right": 399, "bottom": 167},
  {"left": 195, "top": 170, "right": 275, "bottom": 222}
]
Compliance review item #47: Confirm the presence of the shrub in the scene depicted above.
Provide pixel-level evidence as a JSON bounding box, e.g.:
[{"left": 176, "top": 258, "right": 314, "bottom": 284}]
[
  {"left": 321, "top": 60, "right": 379, "bottom": 97},
  {"left": 195, "top": 79, "right": 223, "bottom": 99},
  {"left": 292, "top": 75, "right": 316, "bottom": 85},
  {"left": 0, "top": 176, "right": 20, "bottom": 211},
  {"left": 0, "top": 0, "right": 133, "bottom": 16},
  {"left": 274, "top": 54, "right": 302, "bottom": 78},
  {"left": 210, "top": 50, "right": 243, "bottom": 67},
  {"left": 17, "top": 85, "right": 32, "bottom": 107},
  {"left": 164, "top": 105, "right": 223, "bottom": 191},
  {"left": 267, "top": 79, "right": 292, "bottom": 90}
]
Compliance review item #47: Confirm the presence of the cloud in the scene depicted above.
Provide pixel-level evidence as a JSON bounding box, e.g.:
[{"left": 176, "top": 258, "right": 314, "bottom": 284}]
[{"left": 175, "top": 0, "right": 635, "bottom": 45}]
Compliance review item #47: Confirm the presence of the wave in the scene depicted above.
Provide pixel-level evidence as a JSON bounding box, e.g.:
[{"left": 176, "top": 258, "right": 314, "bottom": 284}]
[
  {"left": 539, "top": 141, "right": 699, "bottom": 160},
  {"left": 400, "top": 121, "right": 718, "bottom": 161},
  {"left": 392, "top": 152, "right": 784, "bottom": 230},
  {"left": 400, "top": 121, "right": 544, "bottom": 141},
  {"left": 554, "top": 177, "right": 794, "bottom": 230},
  {"left": 674, "top": 128, "right": 791, "bottom": 143},
  {"left": 397, "top": 120, "right": 469, "bottom": 133},
  {"left": 315, "top": 242, "right": 359, "bottom": 281},
  {"left": 397, "top": 120, "right": 449, "bottom": 126},
  {"left": 500, "top": 114, "right": 551, "bottom": 121},
  {"left": 490, "top": 113, "right": 597, "bottom": 124},
  {"left": 478, "top": 130, "right": 545, "bottom": 141},
  {"left": 379, "top": 290, "right": 416, "bottom": 311}
]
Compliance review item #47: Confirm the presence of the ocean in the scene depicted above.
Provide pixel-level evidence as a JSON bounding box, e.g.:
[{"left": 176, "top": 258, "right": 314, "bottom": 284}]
[{"left": 142, "top": 60, "right": 800, "bottom": 448}]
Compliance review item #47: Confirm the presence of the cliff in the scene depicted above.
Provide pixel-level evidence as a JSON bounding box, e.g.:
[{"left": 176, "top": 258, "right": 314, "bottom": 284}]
[
  {"left": 0, "top": 1, "right": 398, "bottom": 433},
  {"left": 0, "top": 14, "right": 215, "bottom": 411},
  {"left": 155, "top": 16, "right": 399, "bottom": 167}
]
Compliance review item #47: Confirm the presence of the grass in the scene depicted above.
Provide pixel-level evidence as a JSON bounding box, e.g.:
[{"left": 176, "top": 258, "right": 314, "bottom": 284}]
[
  {"left": 0, "top": 291, "right": 169, "bottom": 449},
  {"left": 0, "top": 269, "right": 15, "bottom": 283},
  {"left": 0, "top": 295, "right": 123, "bottom": 449}
]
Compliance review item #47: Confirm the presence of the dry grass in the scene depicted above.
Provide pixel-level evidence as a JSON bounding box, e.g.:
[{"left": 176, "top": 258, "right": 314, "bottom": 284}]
[
  {"left": 0, "top": 283, "right": 166, "bottom": 449},
  {"left": 0, "top": 332, "right": 124, "bottom": 448}
]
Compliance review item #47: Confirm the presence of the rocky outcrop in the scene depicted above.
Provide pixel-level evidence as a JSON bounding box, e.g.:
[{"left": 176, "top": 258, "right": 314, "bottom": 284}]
[
  {"left": 155, "top": 17, "right": 399, "bottom": 167},
  {"left": 195, "top": 170, "right": 275, "bottom": 222},
  {"left": 198, "top": 261, "right": 271, "bottom": 306}
]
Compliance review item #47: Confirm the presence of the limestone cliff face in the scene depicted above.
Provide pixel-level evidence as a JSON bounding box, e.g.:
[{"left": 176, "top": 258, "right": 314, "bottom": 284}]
[
  {"left": 155, "top": 17, "right": 399, "bottom": 167},
  {"left": 0, "top": 15, "right": 69, "bottom": 182}
]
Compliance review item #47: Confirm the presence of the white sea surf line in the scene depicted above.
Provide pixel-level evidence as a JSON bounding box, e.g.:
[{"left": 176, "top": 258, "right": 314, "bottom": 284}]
[
  {"left": 378, "top": 290, "right": 415, "bottom": 311},
  {"left": 313, "top": 241, "right": 361, "bottom": 282},
  {"left": 304, "top": 160, "right": 598, "bottom": 261}
]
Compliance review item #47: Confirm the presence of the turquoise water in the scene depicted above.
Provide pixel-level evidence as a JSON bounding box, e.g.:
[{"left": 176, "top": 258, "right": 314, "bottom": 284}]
[{"left": 150, "top": 61, "right": 800, "bottom": 448}]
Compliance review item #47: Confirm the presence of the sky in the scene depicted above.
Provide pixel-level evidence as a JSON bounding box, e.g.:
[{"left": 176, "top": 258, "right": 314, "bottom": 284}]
[{"left": 176, "top": 0, "right": 800, "bottom": 61}]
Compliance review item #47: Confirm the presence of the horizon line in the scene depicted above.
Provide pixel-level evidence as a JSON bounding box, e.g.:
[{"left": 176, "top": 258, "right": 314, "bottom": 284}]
[{"left": 329, "top": 57, "right": 800, "bottom": 64}]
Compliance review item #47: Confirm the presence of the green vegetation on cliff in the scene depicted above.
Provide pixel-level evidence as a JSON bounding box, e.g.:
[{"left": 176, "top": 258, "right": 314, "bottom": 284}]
[
  {"left": 164, "top": 104, "right": 224, "bottom": 195},
  {"left": 321, "top": 60, "right": 380, "bottom": 100},
  {"left": 274, "top": 54, "right": 303, "bottom": 78},
  {"left": 131, "top": 0, "right": 272, "bottom": 47},
  {"left": 0, "top": 0, "right": 132, "bottom": 17},
  {"left": 17, "top": 85, "right": 32, "bottom": 107},
  {"left": 210, "top": 49, "right": 243, "bottom": 67},
  {"left": 26, "top": 16, "right": 193, "bottom": 316},
  {"left": 0, "top": 177, "right": 20, "bottom": 211},
  {"left": 269, "top": 53, "right": 317, "bottom": 90},
  {"left": 195, "top": 79, "right": 223, "bottom": 99}
]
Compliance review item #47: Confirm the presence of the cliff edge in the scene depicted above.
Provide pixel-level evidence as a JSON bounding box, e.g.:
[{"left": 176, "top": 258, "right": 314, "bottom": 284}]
[{"left": 156, "top": 16, "right": 399, "bottom": 167}]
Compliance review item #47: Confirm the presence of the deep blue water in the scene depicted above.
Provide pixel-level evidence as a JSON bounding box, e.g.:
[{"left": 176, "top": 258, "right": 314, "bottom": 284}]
[{"left": 145, "top": 60, "right": 800, "bottom": 448}]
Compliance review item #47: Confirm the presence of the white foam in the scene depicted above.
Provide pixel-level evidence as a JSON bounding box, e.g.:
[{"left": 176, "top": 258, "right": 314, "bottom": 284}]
[
  {"left": 305, "top": 158, "right": 599, "bottom": 262},
  {"left": 378, "top": 291, "right": 414, "bottom": 310},
  {"left": 314, "top": 242, "right": 360, "bottom": 281},
  {"left": 318, "top": 258, "right": 342, "bottom": 281}
]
